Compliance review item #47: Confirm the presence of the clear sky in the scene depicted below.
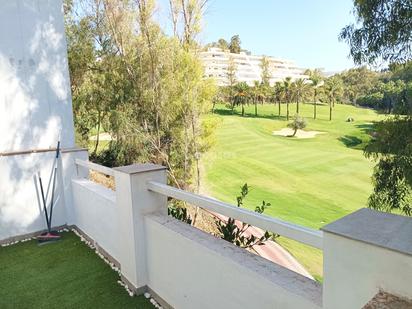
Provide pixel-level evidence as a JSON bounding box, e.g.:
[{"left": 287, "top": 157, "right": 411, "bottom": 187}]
[{"left": 156, "top": 0, "right": 358, "bottom": 73}]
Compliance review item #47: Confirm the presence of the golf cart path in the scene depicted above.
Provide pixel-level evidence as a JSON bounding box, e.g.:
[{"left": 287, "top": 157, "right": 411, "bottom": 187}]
[{"left": 211, "top": 211, "right": 314, "bottom": 279}]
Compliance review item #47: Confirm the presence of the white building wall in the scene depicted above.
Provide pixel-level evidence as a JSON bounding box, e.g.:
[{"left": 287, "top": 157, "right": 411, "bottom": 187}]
[
  {"left": 0, "top": 149, "right": 87, "bottom": 241},
  {"left": 0, "top": 0, "right": 75, "bottom": 152},
  {"left": 0, "top": 0, "right": 79, "bottom": 241}
]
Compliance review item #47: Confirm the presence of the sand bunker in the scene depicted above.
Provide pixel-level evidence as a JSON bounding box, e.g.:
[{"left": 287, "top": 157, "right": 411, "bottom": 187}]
[{"left": 272, "top": 128, "right": 325, "bottom": 139}]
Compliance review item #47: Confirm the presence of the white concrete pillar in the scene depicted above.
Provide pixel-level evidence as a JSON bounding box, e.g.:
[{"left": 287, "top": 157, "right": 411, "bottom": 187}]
[
  {"left": 114, "top": 164, "right": 167, "bottom": 294},
  {"left": 322, "top": 208, "right": 412, "bottom": 309}
]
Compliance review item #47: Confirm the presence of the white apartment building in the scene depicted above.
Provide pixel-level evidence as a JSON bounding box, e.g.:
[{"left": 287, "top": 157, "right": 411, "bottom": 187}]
[{"left": 200, "top": 47, "right": 308, "bottom": 86}]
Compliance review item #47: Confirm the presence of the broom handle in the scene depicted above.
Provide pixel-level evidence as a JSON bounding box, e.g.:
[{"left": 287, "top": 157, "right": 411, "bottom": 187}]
[{"left": 38, "top": 173, "right": 51, "bottom": 232}]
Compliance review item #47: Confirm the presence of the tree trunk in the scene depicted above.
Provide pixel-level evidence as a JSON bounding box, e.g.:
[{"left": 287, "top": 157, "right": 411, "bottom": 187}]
[
  {"left": 278, "top": 100, "right": 281, "bottom": 116},
  {"left": 314, "top": 91, "right": 317, "bottom": 119},
  {"left": 296, "top": 97, "right": 299, "bottom": 114},
  {"left": 329, "top": 101, "right": 332, "bottom": 121},
  {"left": 292, "top": 128, "right": 297, "bottom": 137},
  {"left": 93, "top": 110, "right": 101, "bottom": 155},
  {"left": 286, "top": 101, "right": 289, "bottom": 121},
  {"left": 255, "top": 101, "right": 257, "bottom": 116},
  {"left": 241, "top": 103, "right": 245, "bottom": 116}
]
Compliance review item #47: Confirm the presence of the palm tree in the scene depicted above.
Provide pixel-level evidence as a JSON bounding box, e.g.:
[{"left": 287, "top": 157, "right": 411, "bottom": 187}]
[
  {"left": 325, "top": 77, "right": 343, "bottom": 121},
  {"left": 253, "top": 80, "right": 260, "bottom": 116},
  {"left": 274, "top": 82, "right": 283, "bottom": 116},
  {"left": 234, "top": 82, "right": 250, "bottom": 116},
  {"left": 283, "top": 77, "right": 293, "bottom": 121},
  {"left": 310, "top": 75, "right": 323, "bottom": 119},
  {"left": 292, "top": 78, "right": 309, "bottom": 114}
]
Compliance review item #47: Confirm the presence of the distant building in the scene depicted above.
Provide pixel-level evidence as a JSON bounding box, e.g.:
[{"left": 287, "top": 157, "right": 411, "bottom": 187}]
[{"left": 200, "top": 47, "right": 308, "bottom": 86}]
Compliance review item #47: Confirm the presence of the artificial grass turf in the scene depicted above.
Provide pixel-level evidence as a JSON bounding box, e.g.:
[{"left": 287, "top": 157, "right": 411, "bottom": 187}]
[
  {"left": 202, "top": 102, "right": 386, "bottom": 279},
  {"left": 0, "top": 232, "right": 153, "bottom": 309}
]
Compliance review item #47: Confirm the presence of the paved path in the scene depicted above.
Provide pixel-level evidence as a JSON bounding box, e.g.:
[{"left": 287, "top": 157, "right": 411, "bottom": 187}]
[{"left": 211, "top": 212, "right": 313, "bottom": 279}]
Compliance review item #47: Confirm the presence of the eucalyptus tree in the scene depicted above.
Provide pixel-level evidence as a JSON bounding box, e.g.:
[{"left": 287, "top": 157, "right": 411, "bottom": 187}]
[
  {"left": 340, "top": 0, "right": 411, "bottom": 65},
  {"left": 65, "top": 0, "right": 216, "bottom": 198},
  {"left": 260, "top": 56, "right": 271, "bottom": 86},
  {"left": 229, "top": 35, "right": 241, "bottom": 54},
  {"left": 341, "top": 0, "right": 412, "bottom": 215},
  {"left": 226, "top": 56, "right": 237, "bottom": 112}
]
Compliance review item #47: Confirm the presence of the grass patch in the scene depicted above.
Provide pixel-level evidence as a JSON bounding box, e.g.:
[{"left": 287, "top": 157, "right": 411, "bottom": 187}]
[
  {"left": 202, "top": 102, "right": 385, "bottom": 279},
  {"left": 0, "top": 232, "right": 153, "bottom": 309}
]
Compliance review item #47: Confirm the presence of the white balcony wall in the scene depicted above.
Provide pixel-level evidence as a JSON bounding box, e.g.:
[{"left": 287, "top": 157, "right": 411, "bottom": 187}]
[
  {"left": 322, "top": 209, "right": 412, "bottom": 309},
  {"left": 144, "top": 213, "right": 322, "bottom": 309},
  {"left": 71, "top": 178, "right": 120, "bottom": 262}
]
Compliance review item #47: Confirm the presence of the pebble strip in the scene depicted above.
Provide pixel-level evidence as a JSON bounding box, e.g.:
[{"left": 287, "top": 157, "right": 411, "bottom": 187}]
[
  {"left": 1, "top": 228, "right": 163, "bottom": 308},
  {"left": 0, "top": 234, "right": 39, "bottom": 247}
]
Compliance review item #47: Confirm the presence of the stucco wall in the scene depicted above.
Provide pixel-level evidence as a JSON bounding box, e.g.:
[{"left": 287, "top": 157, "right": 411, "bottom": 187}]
[
  {"left": 0, "top": 150, "right": 87, "bottom": 241},
  {"left": 323, "top": 232, "right": 412, "bottom": 309},
  {"left": 71, "top": 178, "right": 120, "bottom": 262},
  {"left": 144, "top": 213, "right": 322, "bottom": 309},
  {"left": 0, "top": 0, "right": 74, "bottom": 152},
  {"left": 0, "top": 0, "right": 79, "bottom": 241}
]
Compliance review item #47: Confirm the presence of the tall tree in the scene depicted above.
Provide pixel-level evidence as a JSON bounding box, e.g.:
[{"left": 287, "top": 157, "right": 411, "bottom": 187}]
[
  {"left": 283, "top": 77, "right": 293, "bottom": 121},
  {"left": 274, "top": 81, "right": 283, "bottom": 116},
  {"left": 229, "top": 34, "right": 241, "bottom": 54},
  {"left": 168, "top": 0, "right": 209, "bottom": 46},
  {"left": 334, "top": 67, "right": 379, "bottom": 104},
  {"left": 260, "top": 56, "right": 271, "bottom": 86},
  {"left": 226, "top": 56, "right": 237, "bottom": 112},
  {"left": 252, "top": 80, "right": 260, "bottom": 116},
  {"left": 307, "top": 70, "right": 323, "bottom": 119},
  {"left": 325, "top": 77, "right": 343, "bottom": 121},
  {"left": 234, "top": 82, "right": 249, "bottom": 116},
  {"left": 340, "top": 0, "right": 412, "bottom": 64},
  {"left": 292, "top": 78, "right": 309, "bottom": 114},
  {"left": 65, "top": 0, "right": 216, "bottom": 196},
  {"left": 217, "top": 38, "right": 229, "bottom": 50},
  {"left": 342, "top": 0, "right": 412, "bottom": 215}
]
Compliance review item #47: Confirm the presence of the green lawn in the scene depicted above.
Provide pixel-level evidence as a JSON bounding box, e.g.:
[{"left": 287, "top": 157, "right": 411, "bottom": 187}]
[
  {"left": 0, "top": 232, "right": 153, "bottom": 309},
  {"left": 202, "top": 102, "right": 385, "bottom": 279}
]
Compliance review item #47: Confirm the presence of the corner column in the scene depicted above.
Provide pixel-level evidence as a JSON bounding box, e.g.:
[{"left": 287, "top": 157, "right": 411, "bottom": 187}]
[
  {"left": 114, "top": 164, "right": 167, "bottom": 294},
  {"left": 322, "top": 208, "right": 412, "bottom": 309}
]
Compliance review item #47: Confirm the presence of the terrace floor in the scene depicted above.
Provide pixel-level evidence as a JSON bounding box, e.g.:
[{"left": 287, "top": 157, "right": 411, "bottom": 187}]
[{"left": 0, "top": 232, "right": 153, "bottom": 308}]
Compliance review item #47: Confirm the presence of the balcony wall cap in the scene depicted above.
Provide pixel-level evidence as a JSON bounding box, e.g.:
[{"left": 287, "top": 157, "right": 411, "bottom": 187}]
[
  {"left": 322, "top": 208, "right": 412, "bottom": 257},
  {"left": 114, "top": 164, "right": 166, "bottom": 175}
]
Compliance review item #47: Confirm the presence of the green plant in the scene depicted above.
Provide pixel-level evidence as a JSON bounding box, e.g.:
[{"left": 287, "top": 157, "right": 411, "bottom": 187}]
[
  {"left": 216, "top": 184, "right": 277, "bottom": 249},
  {"left": 168, "top": 204, "right": 193, "bottom": 224}
]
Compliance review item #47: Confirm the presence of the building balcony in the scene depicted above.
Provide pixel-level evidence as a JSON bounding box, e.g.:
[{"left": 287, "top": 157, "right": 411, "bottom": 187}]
[{"left": 2, "top": 155, "right": 412, "bottom": 309}]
